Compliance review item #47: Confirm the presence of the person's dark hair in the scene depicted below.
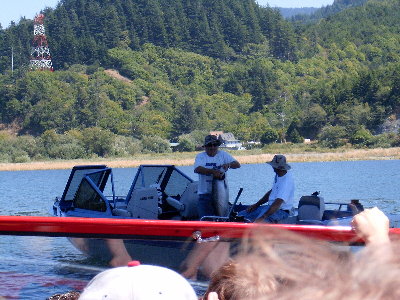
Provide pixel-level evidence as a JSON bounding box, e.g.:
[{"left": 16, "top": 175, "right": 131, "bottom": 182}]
[{"left": 47, "top": 291, "right": 80, "bottom": 300}]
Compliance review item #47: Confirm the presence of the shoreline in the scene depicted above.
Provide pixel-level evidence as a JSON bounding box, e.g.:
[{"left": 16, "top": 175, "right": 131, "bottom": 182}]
[{"left": 0, "top": 147, "right": 399, "bottom": 171}]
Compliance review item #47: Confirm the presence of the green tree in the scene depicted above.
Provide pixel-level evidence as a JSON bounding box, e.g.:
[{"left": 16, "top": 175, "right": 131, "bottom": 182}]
[
  {"left": 260, "top": 127, "right": 279, "bottom": 145},
  {"left": 141, "top": 135, "right": 172, "bottom": 153},
  {"left": 80, "top": 127, "right": 115, "bottom": 157},
  {"left": 175, "top": 137, "right": 195, "bottom": 152},
  {"left": 172, "top": 99, "right": 198, "bottom": 136},
  {"left": 287, "top": 128, "right": 303, "bottom": 144},
  {"left": 131, "top": 110, "right": 172, "bottom": 139},
  {"left": 286, "top": 119, "right": 303, "bottom": 143},
  {"left": 350, "top": 127, "right": 374, "bottom": 148},
  {"left": 318, "top": 125, "right": 347, "bottom": 148},
  {"left": 300, "top": 104, "right": 328, "bottom": 140}
]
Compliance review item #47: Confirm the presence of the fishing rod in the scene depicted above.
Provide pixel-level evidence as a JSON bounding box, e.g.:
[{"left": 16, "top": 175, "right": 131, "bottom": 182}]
[{"left": 227, "top": 187, "right": 244, "bottom": 218}]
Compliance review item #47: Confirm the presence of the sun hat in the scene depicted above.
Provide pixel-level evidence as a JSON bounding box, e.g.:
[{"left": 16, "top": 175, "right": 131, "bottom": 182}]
[
  {"left": 203, "top": 135, "right": 221, "bottom": 147},
  {"left": 267, "top": 154, "right": 291, "bottom": 170},
  {"left": 79, "top": 263, "right": 197, "bottom": 300}
]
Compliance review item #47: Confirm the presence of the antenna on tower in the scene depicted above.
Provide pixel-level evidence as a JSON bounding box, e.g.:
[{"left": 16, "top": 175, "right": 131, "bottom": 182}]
[{"left": 30, "top": 14, "right": 53, "bottom": 71}]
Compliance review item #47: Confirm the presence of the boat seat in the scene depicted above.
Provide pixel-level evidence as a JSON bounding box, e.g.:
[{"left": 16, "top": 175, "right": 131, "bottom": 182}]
[
  {"left": 298, "top": 195, "right": 325, "bottom": 221},
  {"left": 126, "top": 187, "right": 160, "bottom": 219},
  {"left": 179, "top": 181, "right": 199, "bottom": 219}
]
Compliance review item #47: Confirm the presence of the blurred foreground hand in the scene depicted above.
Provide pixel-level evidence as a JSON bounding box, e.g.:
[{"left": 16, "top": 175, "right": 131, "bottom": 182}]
[{"left": 351, "top": 207, "right": 390, "bottom": 245}]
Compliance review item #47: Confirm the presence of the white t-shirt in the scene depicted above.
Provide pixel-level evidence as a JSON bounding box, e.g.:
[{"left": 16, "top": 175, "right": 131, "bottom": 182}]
[
  {"left": 269, "top": 171, "right": 295, "bottom": 210},
  {"left": 194, "top": 150, "right": 235, "bottom": 194}
]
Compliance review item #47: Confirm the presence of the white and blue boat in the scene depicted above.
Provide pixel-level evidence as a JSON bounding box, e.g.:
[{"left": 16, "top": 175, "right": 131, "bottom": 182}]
[{"left": 50, "top": 164, "right": 378, "bottom": 271}]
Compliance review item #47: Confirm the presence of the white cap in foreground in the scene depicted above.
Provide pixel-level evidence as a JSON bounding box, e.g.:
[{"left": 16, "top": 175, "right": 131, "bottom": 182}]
[{"left": 79, "top": 264, "right": 197, "bottom": 300}]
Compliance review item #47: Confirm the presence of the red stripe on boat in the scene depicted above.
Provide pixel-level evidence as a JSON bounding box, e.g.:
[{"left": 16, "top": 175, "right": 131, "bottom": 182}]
[{"left": 1, "top": 216, "right": 400, "bottom": 243}]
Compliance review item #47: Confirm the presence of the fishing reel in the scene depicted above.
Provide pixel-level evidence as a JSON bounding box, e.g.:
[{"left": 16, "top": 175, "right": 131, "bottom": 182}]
[{"left": 228, "top": 211, "right": 251, "bottom": 223}]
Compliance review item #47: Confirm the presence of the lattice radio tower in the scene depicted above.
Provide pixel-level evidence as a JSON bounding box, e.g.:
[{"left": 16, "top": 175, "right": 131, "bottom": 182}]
[{"left": 30, "top": 14, "right": 53, "bottom": 71}]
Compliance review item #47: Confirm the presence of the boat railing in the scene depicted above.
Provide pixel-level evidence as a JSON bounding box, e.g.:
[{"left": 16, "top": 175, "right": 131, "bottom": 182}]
[
  {"left": 2, "top": 216, "right": 400, "bottom": 244},
  {"left": 324, "top": 202, "right": 349, "bottom": 211}
]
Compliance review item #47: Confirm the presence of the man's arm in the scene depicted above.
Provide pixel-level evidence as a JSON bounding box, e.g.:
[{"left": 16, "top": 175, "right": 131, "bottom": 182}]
[
  {"left": 221, "top": 160, "right": 241, "bottom": 170},
  {"left": 254, "top": 198, "right": 284, "bottom": 223},
  {"left": 194, "top": 166, "right": 224, "bottom": 179},
  {"left": 246, "top": 190, "right": 271, "bottom": 213}
]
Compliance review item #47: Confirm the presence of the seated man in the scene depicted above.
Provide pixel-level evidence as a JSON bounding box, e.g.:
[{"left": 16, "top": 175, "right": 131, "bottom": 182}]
[{"left": 239, "top": 154, "right": 295, "bottom": 223}]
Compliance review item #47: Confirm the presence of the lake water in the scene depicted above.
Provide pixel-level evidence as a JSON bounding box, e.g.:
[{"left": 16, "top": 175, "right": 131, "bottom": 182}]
[{"left": 0, "top": 160, "right": 399, "bottom": 299}]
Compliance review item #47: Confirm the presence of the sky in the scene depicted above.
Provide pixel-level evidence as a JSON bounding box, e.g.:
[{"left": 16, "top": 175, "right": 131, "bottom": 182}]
[
  {"left": 0, "top": 0, "right": 60, "bottom": 28},
  {"left": 0, "top": 0, "right": 335, "bottom": 29}
]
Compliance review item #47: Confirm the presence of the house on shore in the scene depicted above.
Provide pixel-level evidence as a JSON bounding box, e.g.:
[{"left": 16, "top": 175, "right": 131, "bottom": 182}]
[{"left": 210, "top": 131, "right": 246, "bottom": 150}]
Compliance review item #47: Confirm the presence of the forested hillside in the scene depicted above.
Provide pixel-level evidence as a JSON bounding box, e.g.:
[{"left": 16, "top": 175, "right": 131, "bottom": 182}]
[
  {"left": 0, "top": 0, "right": 297, "bottom": 70},
  {"left": 0, "top": 0, "right": 399, "bottom": 163}
]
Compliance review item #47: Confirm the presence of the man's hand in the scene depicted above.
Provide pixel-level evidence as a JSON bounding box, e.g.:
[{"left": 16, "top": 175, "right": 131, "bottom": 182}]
[
  {"left": 221, "top": 161, "right": 240, "bottom": 171},
  {"left": 246, "top": 204, "right": 258, "bottom": 213},
  {"left": 212, "top": 169, "right": 225, "bottom": 180},
  {"left": 254, "top": 217, "right": 265, "bottom": 223},
  {"left": 221, "top": 163, "right": 230, "bottom": 171},
  {"left": 351, "top": 207, "right": 390, "bottom": 245}
]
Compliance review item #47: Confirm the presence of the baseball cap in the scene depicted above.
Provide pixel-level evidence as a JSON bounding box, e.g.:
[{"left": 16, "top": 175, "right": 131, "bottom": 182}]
[{"left": 79, "top": 264, "right": 197, "bottom": 300}]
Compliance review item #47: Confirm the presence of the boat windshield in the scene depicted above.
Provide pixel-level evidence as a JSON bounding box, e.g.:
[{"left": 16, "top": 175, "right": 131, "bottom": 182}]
[
  {"left": 131, "top": 165, "right": 194, "bottom": 198},
  {"left": 61, "top": 165, "right": 107, "bottom": 202},
  {"left": 73, "top": 177, "right": 107, "bottom": 212}
]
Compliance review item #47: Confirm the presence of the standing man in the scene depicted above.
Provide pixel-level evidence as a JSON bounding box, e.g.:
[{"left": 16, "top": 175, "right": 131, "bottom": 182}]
[
  {"left": 240, "top": 154, "right": 294, "bottom": 223},
  {"left": 194, "top": 135, "right": 241, "bottom": 218}
]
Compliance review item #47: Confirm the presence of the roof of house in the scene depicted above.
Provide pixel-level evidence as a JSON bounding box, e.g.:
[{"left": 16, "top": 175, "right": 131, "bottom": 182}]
[
  {"left": 219, "top": 132, "right": 237, "bottom": 141},
  {"left": 209, "top": 131, "right": 240, "bottom": 142}
]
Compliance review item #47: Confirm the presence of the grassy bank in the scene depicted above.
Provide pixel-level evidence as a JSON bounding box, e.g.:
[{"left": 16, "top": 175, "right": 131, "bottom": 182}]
[{"left": 0, "top": 146, "right": 399, "bottom": 171}]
